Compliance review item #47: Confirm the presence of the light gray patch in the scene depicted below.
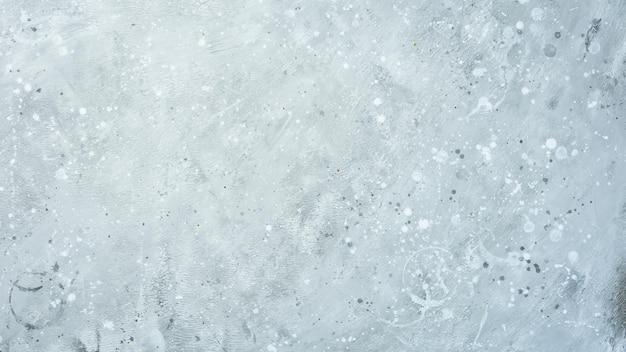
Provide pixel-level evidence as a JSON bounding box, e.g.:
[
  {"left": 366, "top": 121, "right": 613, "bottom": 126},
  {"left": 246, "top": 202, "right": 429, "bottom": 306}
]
[{"left": 544, "top": 44, "right": 557, "bottom": 57}]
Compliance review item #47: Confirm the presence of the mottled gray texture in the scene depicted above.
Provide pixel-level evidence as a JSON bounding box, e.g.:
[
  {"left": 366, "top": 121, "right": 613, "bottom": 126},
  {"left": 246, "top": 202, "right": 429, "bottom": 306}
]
[{"left": 1, "top": 0, "right": 626, "bottom": 351}]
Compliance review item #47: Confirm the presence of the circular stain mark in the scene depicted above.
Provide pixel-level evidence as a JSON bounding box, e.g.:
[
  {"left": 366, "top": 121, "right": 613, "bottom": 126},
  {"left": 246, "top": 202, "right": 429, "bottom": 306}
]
[
  {"left": 9, "top": 271, "right": 65, "bottom": 329},
  {"left": 544, "top": 44, "right": 557, "bottom": 57}
]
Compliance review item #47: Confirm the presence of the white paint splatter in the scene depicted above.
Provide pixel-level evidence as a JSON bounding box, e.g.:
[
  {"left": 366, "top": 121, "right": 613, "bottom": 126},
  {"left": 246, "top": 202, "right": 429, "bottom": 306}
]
[
  {"left": 55, "top": 168, "right": 68, "bottom": 180},
  {"left": 555, "top": 146, "right": 568, "bottom": 159},
  {"left": 549, "top": 229, "right": 562, "bottom": 242},
  {"left": 545, "top": 138, "right": 557, "bottom": 149},
  {"left": 523, "top": 221, "right": 535, "bottom": 233},
  {"left": 411, "top": 170, "right": 422, "bottom": 182},
  {"left": 568, "top": 251, "right": 579, "bottom": 264}
]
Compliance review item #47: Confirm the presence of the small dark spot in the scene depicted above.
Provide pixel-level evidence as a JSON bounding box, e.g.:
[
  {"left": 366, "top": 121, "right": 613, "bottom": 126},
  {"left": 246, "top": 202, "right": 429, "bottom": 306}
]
[
  {"left": 554, "top": 32, "right": 561, "bottom": 38},
  {"left": 357, "top": 298, "right": 363, "bottom": 303},
  {"left": 451, "top": 190, "right": 456, "bottom": 194},
  {"left": 36, "top": 88, "right": 41, "bottom": 92},
  {"left": 482, "top": 262, "right": 489, "bottom": 268},
  {"left": 499, "top": 276, "right": 505, "bottom": 281},
  {"left": 554, "top": 304, "right": 560, "bottom": 309}
]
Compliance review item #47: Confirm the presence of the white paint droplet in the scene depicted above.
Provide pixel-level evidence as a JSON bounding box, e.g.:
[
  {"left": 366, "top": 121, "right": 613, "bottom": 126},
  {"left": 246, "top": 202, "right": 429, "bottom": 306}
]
[
  {"left": 58, "top": 46, "right": 68, "bottom": 56},
  {"left": 545, "top": 138, "right": 557, "bottom": 149},
  {"left": 531, "top": 8, "right": 544, "bottom": 21},
  {"left": 435, "top": 150, "right": 449, "bottom": 163},
  {"left": 521, "top": 87, "right": 530, "bottom": 95},
  {"left": 472, "top": 67, "right": 487, "bottom": 77},
  {"left": 411, "top": 171, "right": 422, "bottom": 182},
  {"left": 32, "top": 113, "right": 40, "bottom": 121},
  {"left": 418, "top": 219, "right": 429, "bottom": 229},
  {"left": 373, "top": 97, "right": 382, "bottom": 106},
  {"left": 376, "top": 114, "right": 385, "bottom": 123},
  {"left": 55, "top": 168, "right": 68, "bottom": 180},
  {"left": 404, "top": 208, "right": 412, "bottom": 216},
  {"left": 265, "top": 224, "right": 272, "bottom": 232},
  {"left": 198, "top": 38, "right": 206, "bottom": 46},
  {"left": 79, "top": 108, "right": 87, "bottom": 115},
  {"left": 67, "top": 293, "right": 76, "bottom": 302},
  {"left": 523, "top": 221, "right": 535, "bottom": 233},
  {"left": 549, "top": 229, "right": 562, "bottom": 242},
  {"left": 568, "top": 251, "right": 579, "bottom": 264},
  {"left": 555, "top": 146, "right": 568, "bottom": 159},
  {"left": 516, "top": 21, "right": 524, "bottom": 30},
  {"left": 451, "top": 214, "right": 461, "bottom": 226}
]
